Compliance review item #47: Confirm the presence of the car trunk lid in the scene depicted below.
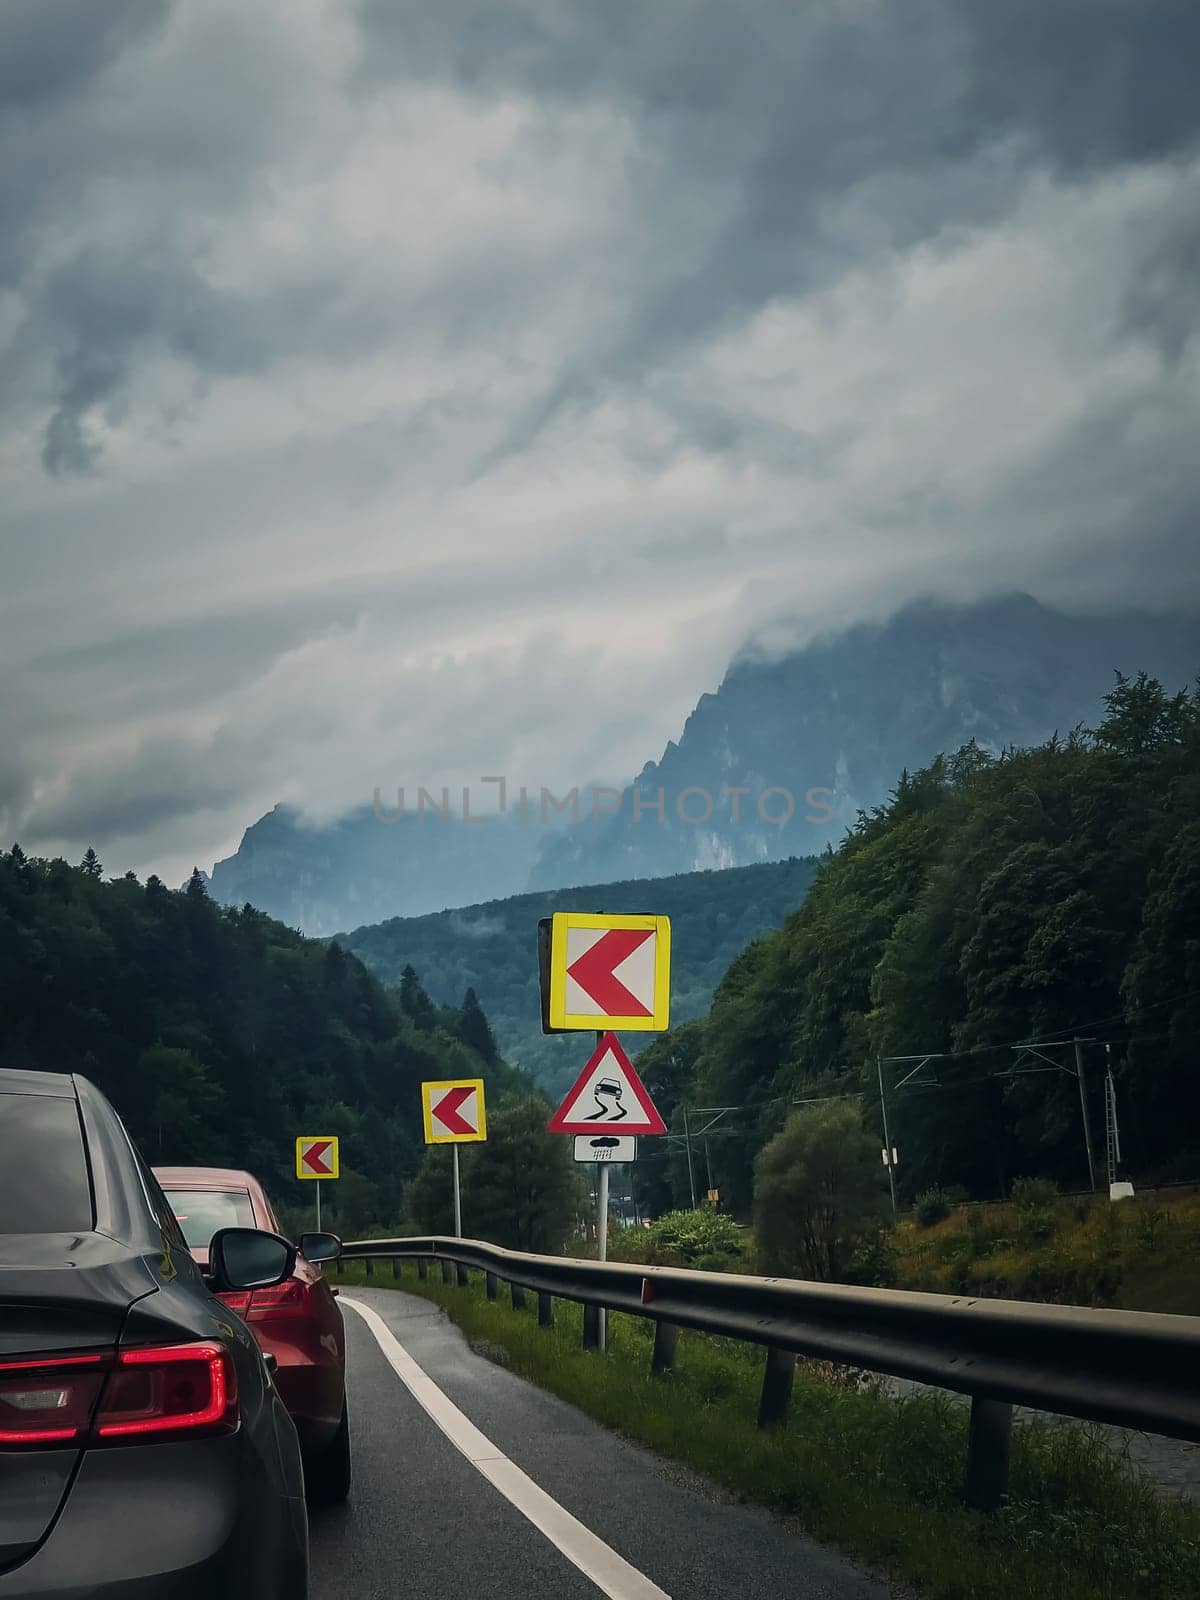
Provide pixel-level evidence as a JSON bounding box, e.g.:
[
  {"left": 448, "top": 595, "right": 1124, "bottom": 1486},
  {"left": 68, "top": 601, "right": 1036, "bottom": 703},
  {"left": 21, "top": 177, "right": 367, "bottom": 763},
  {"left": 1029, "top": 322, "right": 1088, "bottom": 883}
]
[{"left": 0, "top": 1232, "right": 156, "bottom": 1569}]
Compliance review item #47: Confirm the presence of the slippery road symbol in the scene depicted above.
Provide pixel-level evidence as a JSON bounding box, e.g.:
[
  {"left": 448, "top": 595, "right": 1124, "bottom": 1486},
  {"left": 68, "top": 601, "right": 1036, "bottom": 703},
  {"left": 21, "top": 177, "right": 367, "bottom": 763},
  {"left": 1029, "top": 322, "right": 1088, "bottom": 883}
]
[
  {"left": 585, "top": 1077, "right": 628, "bottom": 1121},
  {"left": 547, "top": 1033, "right": 667, "bottom": 1136}
]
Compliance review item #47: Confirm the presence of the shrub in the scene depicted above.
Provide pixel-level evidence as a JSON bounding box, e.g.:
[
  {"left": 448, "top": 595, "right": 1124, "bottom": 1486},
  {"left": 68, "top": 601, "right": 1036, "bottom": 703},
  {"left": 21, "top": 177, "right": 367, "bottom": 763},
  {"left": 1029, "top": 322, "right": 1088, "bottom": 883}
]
[
  {"left": 1011, "top": 1176, "right": 1059, "bottom": 1210},
  {"left": 610, "top": 1208, "right": 749, "bottom": 1271},
  {"left": 914, "top": 1187, "right": 953, "bottom": 1227},
  {"left": 847, "top": 1227, "right": 898, "bottom": 1287}
]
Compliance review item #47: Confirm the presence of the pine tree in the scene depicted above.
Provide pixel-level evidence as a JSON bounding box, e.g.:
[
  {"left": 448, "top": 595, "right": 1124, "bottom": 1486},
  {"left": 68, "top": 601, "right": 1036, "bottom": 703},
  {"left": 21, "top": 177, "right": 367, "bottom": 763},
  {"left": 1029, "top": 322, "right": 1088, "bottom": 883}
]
[
  {"left": 459, "top": 987, "right": 497, "bottom": 1062},
  {"left": 81, "top": 847, "right": 102, "bottom": 878},
  {"left": 399, "top": 964, "right": 436, "bottom": 1029}
]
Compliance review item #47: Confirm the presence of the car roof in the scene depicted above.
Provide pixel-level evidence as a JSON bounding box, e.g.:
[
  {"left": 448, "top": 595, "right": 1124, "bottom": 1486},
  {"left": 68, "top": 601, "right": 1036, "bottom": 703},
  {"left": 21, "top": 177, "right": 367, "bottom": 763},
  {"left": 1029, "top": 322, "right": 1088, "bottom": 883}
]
[
  {"left": 152, "top": 1165, "right": 262, "bottom": 1192},
  {"left": 0, "top": 1067, "right": 76, "bottom": 1097}
]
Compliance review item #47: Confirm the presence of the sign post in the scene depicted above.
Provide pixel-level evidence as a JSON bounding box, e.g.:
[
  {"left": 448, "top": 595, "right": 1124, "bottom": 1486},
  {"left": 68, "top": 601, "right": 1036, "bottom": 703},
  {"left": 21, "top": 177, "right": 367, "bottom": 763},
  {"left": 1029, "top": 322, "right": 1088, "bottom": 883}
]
[
  {"left": 548, "top": 1029, "right": 667, "bottom": 1351},
  {"left": 596, "top": 1032, "right": 610, "bottom": 1277},
  {"left": 541, "top": 912, "right": 672, "bottom": 1351},
  {"left": 421, "top": 1079, "right": 487, "bottom": 1238},
  {"left": 296, "top": 1136, "right": 340, "bottom": 1231}
]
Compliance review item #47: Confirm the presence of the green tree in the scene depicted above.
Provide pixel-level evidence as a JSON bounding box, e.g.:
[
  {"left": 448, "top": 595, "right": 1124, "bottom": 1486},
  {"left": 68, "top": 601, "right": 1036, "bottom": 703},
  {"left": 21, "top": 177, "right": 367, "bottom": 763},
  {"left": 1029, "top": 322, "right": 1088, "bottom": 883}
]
[
  {"left": 753, "top": 1102, "right": 883, "bottom": 1281},
  {"left": 465, "top": 1097, "right": 585, "bottom": 1251},
  {"left": 138, "top": 1044, "right": 223, "bottom": 1161},
  {"left": 1093, "top": 671, "right": 1191, "bottom": 758},
  {"left": 399, "top": 964, "right": 436, "bottom": 1030},
  {"left": 630, "top": 1020, "right": 707, "bottom": 1215},
  {"left": 1123, "top": 816, "right": 1200, "bottom": 1173},
  {"left": 80, "top": 847, "right": 102, "bottom": 878},
  {"left": 402, "top": 1147, "right": 460, "bottom": 1234},
  {"left": 459, "top": 987, "right": 497, "bottom": 1062}
]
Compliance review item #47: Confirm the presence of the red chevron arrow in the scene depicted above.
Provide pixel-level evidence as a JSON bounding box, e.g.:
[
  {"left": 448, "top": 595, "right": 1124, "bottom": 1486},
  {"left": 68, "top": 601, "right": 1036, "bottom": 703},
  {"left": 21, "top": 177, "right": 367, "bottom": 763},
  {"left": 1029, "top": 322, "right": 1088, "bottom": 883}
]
[
  {"left": 566, "top": 928, "right": 654, "bottom": 1016},
  {"left": 432, "top": 1085, "right": 476, "bottom": 1136},
  {"left": 301, "top": 1140, "right": 334, "bottom": 1175}
]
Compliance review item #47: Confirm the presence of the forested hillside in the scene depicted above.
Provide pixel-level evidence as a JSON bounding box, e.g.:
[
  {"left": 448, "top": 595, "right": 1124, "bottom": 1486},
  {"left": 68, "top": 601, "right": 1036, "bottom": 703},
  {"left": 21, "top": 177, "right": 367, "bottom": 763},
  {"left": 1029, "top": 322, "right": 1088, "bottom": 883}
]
[
  {"left": 634, "top": 674, "right": 1200, "bottom": 1213},
  {"left": 336, "top": 855, "right": 820, "bottom": 1094},
  {"left": 0, "top": 855, "right": 521, "bottom": 1231}
]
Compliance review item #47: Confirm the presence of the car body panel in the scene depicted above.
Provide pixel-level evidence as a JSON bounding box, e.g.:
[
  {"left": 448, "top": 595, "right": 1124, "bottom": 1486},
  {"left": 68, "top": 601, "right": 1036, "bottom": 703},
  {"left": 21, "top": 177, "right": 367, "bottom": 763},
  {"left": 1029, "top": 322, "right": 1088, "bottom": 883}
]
[
  {"left": 0, "top": 1434, "right": 306, "bottom": 1599},
  {"left": 154, "top": 1166, "right": 346, "bottom": 1454}
]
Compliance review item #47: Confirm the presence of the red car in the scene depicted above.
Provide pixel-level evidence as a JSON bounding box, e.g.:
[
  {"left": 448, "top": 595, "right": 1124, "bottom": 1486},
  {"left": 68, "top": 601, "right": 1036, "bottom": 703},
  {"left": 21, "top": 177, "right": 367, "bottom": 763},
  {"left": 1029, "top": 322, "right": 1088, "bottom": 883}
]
[{"left": 154, "top": 1164, "right": 351, "bottom": 1505}]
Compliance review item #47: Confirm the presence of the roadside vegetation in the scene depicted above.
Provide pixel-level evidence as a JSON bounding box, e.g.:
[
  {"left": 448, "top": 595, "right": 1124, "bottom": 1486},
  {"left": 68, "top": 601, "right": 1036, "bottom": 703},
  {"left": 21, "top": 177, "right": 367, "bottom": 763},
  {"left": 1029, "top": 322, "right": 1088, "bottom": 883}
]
[
  {"left": 400, "top": 1095, "right": 588, "bottom": 1251},
  {"left": 632, "top": 674, "right": 1200, "bottom": 1217},
  {"left": 606, "top": 1178, "right": 1200, "bottom": 1316},
  {"left": 0, "top": 849, "right": 525, "bottom": 1230},
  {"left": 891, "top": 1185, "right": 1200, "bottom": 1315},
  {"left": 337, "top": 1262, "right": 1200, "bottom": 1600}
]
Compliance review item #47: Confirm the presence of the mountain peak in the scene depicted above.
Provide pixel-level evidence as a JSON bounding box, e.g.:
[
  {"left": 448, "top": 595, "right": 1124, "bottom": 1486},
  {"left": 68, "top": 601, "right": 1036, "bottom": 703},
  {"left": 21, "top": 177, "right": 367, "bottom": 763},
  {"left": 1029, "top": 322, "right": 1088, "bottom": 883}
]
[{"left": 527, "top": 595, "right": 1199, "bottom": 891}]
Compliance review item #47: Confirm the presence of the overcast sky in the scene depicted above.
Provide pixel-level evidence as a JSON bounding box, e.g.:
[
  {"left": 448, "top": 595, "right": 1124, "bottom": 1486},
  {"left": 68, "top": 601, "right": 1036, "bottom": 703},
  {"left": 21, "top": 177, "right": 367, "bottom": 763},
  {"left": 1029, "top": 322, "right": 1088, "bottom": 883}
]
[{"left": 3, "top": 0, "right": 1199, "bottom": 884}]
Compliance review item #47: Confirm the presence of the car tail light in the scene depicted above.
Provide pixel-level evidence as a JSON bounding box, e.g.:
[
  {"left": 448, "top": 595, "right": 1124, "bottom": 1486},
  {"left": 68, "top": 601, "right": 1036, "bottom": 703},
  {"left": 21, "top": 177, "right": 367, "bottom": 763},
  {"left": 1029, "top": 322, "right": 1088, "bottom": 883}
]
[
  {"left": 0, "top": 1343, "right": 237, "bottom": 1448},
  {"left": 95, "top": 1343, "right": 237, "bottom": 1439},
  {"left": 245, "top": 1278, "right": 308, "bottom": 1319},
  {"left": 0, "top": 1353, "right": 107, "bottom": 1445},
  {"left": 216, "top": 1290, "right": 253, "bottom": 1315}
]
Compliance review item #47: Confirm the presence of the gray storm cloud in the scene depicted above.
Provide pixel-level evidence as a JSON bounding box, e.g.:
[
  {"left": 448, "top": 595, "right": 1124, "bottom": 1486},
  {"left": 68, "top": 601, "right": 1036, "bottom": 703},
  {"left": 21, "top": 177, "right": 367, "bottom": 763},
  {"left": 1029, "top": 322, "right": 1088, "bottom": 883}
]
[{"left": 1, "top": 0, "right": 1198, "bottom": 883}]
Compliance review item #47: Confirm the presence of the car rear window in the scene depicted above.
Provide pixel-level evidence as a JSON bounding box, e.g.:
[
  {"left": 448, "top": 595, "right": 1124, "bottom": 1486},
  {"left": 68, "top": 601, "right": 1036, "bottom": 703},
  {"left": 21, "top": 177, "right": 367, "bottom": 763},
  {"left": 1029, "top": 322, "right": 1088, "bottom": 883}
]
[
  {"left": 0, "top": 1093, "right": 93, "bottom": 1232},
  {"left": 164, "top": 1189, "right": 256, "bottom": 1247}
]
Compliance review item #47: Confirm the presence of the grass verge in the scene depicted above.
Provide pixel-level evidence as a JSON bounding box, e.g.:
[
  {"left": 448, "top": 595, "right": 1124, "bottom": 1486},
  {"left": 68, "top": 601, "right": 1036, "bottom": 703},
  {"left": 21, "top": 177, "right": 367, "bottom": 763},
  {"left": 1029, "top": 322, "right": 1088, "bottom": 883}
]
[
  {"left": 889, "top": 1192, "right": 1200, "bottom": 1314},
  {"left": 336, "top": 1262, "right": 1200, "bottom": 1600}
]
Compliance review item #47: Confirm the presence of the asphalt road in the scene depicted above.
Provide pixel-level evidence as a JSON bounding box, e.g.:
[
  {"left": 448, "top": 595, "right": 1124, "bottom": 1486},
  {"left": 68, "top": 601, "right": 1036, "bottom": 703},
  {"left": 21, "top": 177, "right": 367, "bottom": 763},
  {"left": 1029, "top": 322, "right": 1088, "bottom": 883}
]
[{"left": 309, "top": 1286, "right": 893, "bottom": 1600}]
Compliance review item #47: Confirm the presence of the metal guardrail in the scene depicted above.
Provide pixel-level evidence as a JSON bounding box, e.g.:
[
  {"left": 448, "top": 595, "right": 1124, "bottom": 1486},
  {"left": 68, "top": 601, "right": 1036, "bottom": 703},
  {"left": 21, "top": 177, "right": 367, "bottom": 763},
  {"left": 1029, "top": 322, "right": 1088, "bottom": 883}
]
[{"left": 338, "top": 1234, "right": 1200, "bottom": 1511}]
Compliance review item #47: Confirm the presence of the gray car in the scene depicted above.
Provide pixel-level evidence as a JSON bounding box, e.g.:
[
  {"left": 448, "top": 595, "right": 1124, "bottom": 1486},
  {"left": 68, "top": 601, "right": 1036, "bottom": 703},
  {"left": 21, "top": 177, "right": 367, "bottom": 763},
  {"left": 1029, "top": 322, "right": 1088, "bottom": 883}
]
[{"left": 0, "top": 1068, "right": 309, "bottom": 1597}]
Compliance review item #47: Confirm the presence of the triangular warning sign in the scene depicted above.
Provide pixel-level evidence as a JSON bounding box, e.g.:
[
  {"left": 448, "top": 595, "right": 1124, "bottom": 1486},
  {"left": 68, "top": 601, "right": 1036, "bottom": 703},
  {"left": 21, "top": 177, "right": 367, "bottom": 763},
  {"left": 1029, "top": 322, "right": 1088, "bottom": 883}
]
[{"left": 548, "top": 1033, "right": 667, "bottom": 1136}]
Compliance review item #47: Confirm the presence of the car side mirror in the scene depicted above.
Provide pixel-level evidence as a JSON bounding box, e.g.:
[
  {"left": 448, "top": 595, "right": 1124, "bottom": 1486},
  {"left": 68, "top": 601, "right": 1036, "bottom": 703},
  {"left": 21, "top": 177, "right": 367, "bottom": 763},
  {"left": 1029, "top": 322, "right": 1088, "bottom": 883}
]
[
  {"left": 299, "top": 1230, "right": 341, "bottom": 1265},
  {"left": 209, "top": 1228, "right": 295, "bottom": 1291}
]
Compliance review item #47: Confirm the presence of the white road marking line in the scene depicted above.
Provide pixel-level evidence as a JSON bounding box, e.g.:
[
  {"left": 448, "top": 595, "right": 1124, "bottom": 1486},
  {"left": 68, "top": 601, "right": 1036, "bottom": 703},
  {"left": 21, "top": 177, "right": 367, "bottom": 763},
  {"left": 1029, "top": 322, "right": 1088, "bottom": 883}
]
[{"left": 341, "top": 1296, "right": 670, "bottom": 1600}]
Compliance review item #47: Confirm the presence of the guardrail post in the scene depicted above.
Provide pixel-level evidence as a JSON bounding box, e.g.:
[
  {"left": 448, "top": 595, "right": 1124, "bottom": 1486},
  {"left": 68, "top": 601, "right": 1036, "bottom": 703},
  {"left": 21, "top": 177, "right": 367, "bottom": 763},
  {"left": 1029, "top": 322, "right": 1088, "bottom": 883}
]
[
  {"left": 364, "top": 1257, "right": 374, "bottom": 1278},
  {"left": 651, "top": 1320, "right": 678, "bottom": 1374},
  {"left": 456, "top": 1263, "right": 470, "bottom": 1287},
  {"left": 583, "top": 1302, "right": 601, "bottom": 1350},
  {"left": 441, "top": 1259, "right": 454, "bottom": 1285},
  {"left": 757, "top": 1347, "right": 795, "bottom": 1430},
  {"left": 485, "top": 1272, "right": 498, "bottom": 1300},
  {"left": 965, "top": 1398, "right": 1013, "bottom": 1512},
  {"left": 392, "top": 1258, "right": 402, "bottom": 1279},
  {"left": 335, "top": 1258, "right": 344, "bottom": 1277},
  {"left": 510, "top": 1281, "right": 526, "bottom": 1310},
  {"left": 538, "top": 1292, "right": 554, "bottom": 1327},
  {"left": 417, "top": 1257, "right": 428, "bottom": 1281}
]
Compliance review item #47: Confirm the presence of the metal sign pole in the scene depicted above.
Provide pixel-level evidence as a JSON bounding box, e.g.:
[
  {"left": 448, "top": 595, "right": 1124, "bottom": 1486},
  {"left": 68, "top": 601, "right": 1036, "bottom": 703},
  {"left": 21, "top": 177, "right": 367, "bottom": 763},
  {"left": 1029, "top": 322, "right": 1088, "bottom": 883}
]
[
  {"left": 597, "top": 1161, "right": 609, "bottom": 1350},
  {"left": 452, "top": 1143, "right": 463, "bottom": 1237},
  {"left": 596, "top": 1029, "right": 608, "bottom": 1349},
  {"left": 315, "top": 1179, "right": 321, "bottom": 1233}
]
